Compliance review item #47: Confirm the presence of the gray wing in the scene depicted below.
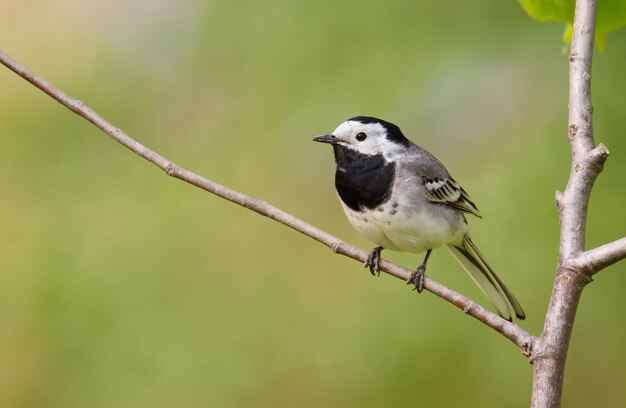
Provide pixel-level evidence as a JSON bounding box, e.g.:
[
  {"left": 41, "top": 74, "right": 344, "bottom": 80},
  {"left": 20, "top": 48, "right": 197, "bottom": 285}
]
[
  {"left": 406, "top": 145, "right": 482, "bottom": 218},
  {"left": 424, "top": 176, "right": 482, "bottom": 218}
]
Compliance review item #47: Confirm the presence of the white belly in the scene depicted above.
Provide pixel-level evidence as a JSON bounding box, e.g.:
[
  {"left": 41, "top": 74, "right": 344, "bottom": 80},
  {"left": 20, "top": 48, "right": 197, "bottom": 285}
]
[{"left": 341, "top": 197, "right": 467, "bottom": 253}]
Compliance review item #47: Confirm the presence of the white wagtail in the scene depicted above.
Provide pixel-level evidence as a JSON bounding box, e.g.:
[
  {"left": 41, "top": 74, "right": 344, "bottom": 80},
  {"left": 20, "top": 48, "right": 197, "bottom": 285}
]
[{"left": 313, "top": 116, "right": 525, "bottom": 321}]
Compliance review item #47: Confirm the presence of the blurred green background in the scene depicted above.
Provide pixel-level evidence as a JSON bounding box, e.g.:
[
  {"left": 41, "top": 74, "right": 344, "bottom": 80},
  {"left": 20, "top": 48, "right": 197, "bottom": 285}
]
[{"left": 1, "top": 1, "right": 625, "bottom": 407}]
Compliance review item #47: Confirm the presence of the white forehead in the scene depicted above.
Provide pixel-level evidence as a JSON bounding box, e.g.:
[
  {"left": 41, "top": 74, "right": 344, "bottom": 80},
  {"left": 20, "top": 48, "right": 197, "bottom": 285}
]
[{"left": 333, "top": 120, "right": 387, "bottom": 137}]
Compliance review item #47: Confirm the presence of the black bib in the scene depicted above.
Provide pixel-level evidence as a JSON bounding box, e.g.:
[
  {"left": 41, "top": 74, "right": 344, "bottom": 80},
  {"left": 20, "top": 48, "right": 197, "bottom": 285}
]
[{"left": 333, "top": 145, "right": 395, "bottom": 211}]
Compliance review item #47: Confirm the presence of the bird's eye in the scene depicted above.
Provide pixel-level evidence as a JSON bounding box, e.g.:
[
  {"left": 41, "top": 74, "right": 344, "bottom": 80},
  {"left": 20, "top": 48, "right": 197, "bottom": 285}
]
[{"left": 356, "top": 132, "right": 367, "bottom": 141}]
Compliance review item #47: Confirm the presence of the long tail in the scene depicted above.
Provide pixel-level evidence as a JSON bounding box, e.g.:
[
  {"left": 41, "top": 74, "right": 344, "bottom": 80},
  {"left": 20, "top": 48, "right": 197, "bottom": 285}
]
[{"left": 447, "top": 235, "right": 525, "bottom": 321}]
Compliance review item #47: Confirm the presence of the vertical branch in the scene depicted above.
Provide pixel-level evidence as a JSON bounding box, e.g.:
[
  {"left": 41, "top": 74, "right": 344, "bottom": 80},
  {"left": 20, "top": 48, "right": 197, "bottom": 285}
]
[
  {"left": 558, "top": 0, "right": 601, "bottom": 261},
  {"left": 531, "top": 1, "right": 608, "bottom": 407}
]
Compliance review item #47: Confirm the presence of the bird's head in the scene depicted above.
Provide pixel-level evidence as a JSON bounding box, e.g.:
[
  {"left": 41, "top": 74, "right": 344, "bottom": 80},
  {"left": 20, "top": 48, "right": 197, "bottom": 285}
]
[{"left": 313, "top": 116, "right": 410, "bottom": 159}]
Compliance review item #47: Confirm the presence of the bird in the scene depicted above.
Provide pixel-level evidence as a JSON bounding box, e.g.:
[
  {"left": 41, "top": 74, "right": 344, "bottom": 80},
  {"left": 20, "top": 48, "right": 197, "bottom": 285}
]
[{"left": 313, "top": 116, "right": 525, "bottom": 321}]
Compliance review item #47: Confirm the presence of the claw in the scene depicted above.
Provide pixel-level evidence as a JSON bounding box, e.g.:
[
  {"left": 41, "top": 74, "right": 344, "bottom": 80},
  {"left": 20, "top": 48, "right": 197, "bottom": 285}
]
[
  {"left": 364, "top": 246, "right": 384, "bottom": 276},
  {"left": 406, "top": 264, "right": 426, "bottom": 292},
  {"left": 406, "top": 249, "right": 432, "bottom": 293}
]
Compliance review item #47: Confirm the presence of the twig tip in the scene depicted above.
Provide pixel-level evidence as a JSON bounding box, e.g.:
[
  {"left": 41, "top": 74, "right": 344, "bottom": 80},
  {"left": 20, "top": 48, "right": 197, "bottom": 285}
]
[
  {"left": 595, "top": 143, "right": 609, "bottom": 156},
  {"left": 555, "top": 190, "right": 564, "bottom": 207}
]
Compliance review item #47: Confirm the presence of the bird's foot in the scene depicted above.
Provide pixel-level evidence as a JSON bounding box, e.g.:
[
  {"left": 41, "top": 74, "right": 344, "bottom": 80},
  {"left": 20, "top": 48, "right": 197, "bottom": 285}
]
[
  {"left": 364, "top": 246, "right": 384, "bottom": 276},
  {"left": 406, "top": 263, "right": 426, "bottom": 293}
]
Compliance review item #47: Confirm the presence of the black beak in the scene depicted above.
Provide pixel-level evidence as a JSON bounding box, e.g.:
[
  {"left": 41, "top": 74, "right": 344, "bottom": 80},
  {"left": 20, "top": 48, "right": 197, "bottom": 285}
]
[{"left": 312, "top": 134, "right": 339, "bottom": 144}]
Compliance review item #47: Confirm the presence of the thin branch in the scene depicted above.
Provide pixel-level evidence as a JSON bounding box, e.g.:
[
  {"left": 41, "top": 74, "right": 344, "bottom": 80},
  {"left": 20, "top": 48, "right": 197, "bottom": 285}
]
[
  {"left": 0, "top": 49, "right": 534, "bottom": 350},
  {"left": 575, "top": 237, "right": 626, "bottom": 275}
]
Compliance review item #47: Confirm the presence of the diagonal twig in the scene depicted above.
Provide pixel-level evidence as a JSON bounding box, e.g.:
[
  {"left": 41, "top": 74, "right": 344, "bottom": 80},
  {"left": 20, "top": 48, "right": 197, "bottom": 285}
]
[{"left": 0, "top": 48, "right": 534, "bottom": 350}]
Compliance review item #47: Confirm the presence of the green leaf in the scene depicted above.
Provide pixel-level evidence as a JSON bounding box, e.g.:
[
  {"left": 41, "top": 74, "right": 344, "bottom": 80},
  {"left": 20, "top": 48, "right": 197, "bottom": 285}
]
[
  {"left": 519, "top": 0, "right": 575, "bottom": 23},
  {"left": 519, "top": 0, "right": 626, "bottom": 50}
]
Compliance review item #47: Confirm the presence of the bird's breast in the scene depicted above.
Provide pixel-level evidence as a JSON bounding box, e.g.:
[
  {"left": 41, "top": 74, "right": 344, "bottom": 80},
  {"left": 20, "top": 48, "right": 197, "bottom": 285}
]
[
  {"left": 333, "top": 147, "right": 395, "bottom": 211},
  {"left": 341, "top": 178, "right": 468, "bottom": 253}
]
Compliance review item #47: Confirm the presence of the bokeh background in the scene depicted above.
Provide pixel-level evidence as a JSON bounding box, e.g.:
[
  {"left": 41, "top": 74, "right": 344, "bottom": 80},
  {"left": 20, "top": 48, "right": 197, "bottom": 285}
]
[{"left": 1, "top": 1, "right": 625, "bottom": 407}]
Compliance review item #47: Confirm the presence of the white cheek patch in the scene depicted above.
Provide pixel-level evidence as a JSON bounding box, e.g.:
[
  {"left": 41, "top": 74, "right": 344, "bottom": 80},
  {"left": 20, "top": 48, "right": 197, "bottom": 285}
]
[{"left": 332, "top": 121, "right": 394, "bottom": 157}]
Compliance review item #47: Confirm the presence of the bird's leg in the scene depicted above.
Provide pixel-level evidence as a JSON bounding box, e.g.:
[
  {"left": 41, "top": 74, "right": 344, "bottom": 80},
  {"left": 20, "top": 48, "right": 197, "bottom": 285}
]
[
  {"left": 407, "top": 249, "right": 432, "bottom": 293},
  {"left": 364, "top": 246, "right": 384, "bottom": 276}
]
